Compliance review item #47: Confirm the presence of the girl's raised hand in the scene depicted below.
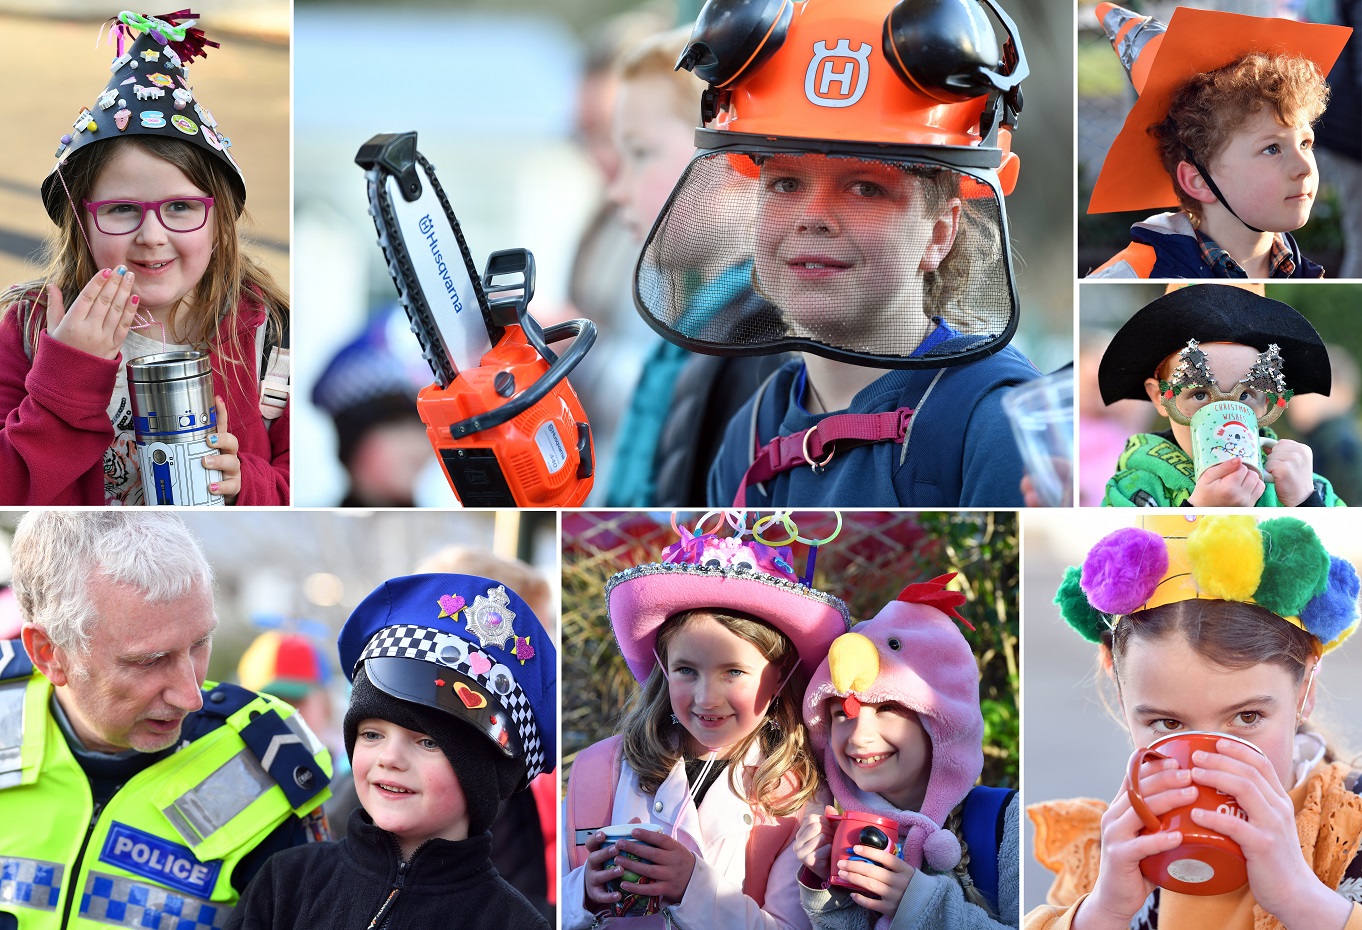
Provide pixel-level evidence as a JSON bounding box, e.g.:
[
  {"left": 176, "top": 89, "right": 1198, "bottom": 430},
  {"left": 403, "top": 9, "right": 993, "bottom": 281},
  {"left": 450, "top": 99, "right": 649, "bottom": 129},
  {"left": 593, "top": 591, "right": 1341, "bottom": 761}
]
[
  {"left": 1187, "top": 738, "right": 1351, "bottom": 930},
  {"left": 836, "top": 841, "right": 914, "bottom": 915},
  {"left": 1076, "top": 757, "right": 1196, "bottom": 930},
  {"left": 45, "top": 269, "right": 139, "bottom": 360},
  {"left": 616, "top": 829, "right": 697, "bottom": 905},
  {"left": 795, "top": 803, "right": 837, "bottom": 883},
  {"left": 203, "top": 396, "right": 241, "bottom": 503}
]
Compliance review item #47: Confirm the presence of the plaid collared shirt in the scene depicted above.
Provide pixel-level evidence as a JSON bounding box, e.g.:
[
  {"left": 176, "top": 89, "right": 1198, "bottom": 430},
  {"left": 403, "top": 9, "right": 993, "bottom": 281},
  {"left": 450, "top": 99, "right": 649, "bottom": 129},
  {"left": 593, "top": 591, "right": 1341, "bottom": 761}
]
[{"left": 1195, "top": 230, "right": 1320, "bottom": 278}]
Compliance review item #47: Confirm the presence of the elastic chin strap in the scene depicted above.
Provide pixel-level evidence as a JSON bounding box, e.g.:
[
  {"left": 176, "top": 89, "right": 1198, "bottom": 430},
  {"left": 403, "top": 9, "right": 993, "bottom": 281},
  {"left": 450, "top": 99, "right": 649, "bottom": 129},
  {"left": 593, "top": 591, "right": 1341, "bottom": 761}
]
[
  {"left": 1189, "top": 155, "right": 1266, "bottom": 234},
  {"left": 1298, "top": 660, "right": 1320, "bottom": 723}
]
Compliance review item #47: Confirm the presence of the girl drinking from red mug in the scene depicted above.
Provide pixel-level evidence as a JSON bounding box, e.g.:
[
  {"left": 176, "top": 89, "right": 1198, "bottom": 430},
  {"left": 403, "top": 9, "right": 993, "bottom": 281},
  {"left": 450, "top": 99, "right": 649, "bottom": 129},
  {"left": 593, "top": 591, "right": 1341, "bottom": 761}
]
[
  {"left": 796, "top": 575, "right": 1020, "bottom": 928},
  {"left": 1030, "top": 514, "right": 1362, "bottom": 930}
]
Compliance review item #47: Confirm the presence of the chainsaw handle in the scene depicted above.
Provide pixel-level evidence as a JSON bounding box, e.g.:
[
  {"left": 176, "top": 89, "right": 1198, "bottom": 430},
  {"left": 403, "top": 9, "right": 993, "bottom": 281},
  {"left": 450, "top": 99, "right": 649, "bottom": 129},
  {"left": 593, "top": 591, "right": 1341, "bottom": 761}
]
[{"left": 447, "top": 319, "right": 597, "bottom": 439}]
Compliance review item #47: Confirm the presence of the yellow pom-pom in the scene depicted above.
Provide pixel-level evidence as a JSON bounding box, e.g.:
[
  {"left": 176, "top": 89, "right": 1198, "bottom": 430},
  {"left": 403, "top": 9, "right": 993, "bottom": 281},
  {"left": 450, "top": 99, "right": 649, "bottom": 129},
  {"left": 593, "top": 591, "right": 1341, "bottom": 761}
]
[{"left": 1188, "top": 516, "right": 1263, "bottom": 601}]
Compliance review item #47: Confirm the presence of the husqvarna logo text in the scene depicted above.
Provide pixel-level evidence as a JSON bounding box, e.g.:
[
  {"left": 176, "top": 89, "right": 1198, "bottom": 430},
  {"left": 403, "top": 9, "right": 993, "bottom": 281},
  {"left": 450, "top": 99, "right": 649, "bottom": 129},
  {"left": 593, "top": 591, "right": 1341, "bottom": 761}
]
[{"left": 805, "top": 40, "right": 872, "bottom": 108}]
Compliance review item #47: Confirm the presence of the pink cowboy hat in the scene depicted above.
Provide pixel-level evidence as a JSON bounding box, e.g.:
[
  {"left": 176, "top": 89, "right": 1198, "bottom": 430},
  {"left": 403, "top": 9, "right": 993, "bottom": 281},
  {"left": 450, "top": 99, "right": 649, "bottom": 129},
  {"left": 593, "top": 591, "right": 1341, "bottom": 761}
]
[{"left": 605, "top": 529, "right": 851, "bottom": 684}]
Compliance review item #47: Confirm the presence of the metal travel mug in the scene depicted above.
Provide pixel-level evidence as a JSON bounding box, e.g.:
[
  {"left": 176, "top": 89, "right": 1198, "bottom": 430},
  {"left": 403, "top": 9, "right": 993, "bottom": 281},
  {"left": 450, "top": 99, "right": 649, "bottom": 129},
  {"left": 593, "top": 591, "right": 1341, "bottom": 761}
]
[{"left": 126, "top": 351, "right": 223, "bottom": 506}]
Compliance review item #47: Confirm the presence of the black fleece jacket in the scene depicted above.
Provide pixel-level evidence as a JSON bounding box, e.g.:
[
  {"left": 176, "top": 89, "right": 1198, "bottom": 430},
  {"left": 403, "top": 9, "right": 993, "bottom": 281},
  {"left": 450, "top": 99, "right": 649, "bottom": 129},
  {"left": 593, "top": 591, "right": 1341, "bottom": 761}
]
[{"left": 223, "top": 808, "right": 549, "bottom": 930}]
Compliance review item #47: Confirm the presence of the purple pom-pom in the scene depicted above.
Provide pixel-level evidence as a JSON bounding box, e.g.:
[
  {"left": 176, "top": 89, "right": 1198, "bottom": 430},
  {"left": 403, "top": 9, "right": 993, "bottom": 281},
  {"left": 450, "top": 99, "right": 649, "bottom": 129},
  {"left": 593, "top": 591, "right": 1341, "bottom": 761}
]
[
  {"left": 923, "top": 828, "right": 962, "bottom": 871},
  {"left": 1300, "top": 556, "right": 1361, "bottom": 645},
  {"left": 1081, "top": 528, "right": 1168, "bottom": 615}
]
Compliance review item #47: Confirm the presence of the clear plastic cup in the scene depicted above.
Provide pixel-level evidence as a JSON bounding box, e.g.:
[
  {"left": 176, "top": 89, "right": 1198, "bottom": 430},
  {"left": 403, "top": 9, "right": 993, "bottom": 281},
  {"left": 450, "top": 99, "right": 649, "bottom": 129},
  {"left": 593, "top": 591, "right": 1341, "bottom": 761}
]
[{"left": 1002, "top": 369, "right": 1074, "bottom": 507}]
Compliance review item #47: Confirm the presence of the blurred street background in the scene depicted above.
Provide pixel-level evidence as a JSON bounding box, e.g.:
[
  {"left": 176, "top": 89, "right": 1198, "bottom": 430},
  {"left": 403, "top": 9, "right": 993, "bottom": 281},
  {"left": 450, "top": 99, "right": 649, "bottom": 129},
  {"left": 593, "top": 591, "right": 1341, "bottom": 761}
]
[
  {"left": 1022, "top": 511, "right": 1362, "bottom": 911},
  {"left": 0, "top": 1, "right": 289, "bottom": 295},
  {"left": 292, "top": 0, "right": 1076, "bottom": 506}
]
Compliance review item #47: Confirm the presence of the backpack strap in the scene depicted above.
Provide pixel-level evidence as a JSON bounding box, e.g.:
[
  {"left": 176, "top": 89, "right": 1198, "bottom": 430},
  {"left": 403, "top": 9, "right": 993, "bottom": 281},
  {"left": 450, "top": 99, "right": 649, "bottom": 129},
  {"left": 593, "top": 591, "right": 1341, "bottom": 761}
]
[
  {"left": 566, "top": 734, "right": 623, "bottom": 871},
  {"left": 962, "top": 785, "right": 1015, "bottom": 912},
  {"left": 256, "top": 313, "right": 290, "bottom": 421},
  {"left": 742, "top": 812, "right": 798, "bottom": 906},
  {"left": 733, "top": 408, "right": 913, "bottom": 506}
]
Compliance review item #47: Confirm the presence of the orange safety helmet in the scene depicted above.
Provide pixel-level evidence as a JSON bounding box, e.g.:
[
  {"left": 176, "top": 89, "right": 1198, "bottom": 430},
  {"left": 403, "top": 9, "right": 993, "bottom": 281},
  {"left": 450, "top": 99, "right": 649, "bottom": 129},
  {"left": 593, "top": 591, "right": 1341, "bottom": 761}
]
[{"left": 678, "top": 0, "right": 1027, "bottom": 193}]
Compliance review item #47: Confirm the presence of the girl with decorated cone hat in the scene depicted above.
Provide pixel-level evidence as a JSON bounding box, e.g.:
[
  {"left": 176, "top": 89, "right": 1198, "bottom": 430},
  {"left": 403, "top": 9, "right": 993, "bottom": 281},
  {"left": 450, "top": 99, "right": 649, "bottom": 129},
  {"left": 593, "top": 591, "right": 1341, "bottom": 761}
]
[
  {"left": 563, "top": 512, "right": 852, "bottom": 930},
  {"left": 797, "top": 575, "right": 1019, "bottom": 929},
  {"left": 226, "top": 573, "right": 555, "bottom": 930},
  {"left": 1028, "top": 515, "right": 1362, "bottom": 930},
  {"left": 1085, "top": 3, "right": 1350, "bottom": 279},
  {"left": 0, "top": 11, "right": 290, "bottom": 506}
]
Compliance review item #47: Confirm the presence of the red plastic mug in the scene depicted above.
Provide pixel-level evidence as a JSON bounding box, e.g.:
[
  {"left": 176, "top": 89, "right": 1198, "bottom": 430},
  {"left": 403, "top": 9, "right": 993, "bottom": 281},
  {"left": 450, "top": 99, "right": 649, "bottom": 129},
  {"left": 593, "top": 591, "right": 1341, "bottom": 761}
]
[
  {"left": 1126, "top": 731, "right": 1261, "bottom": 896},
  {"left": 827, "top": 811, "right": 901, "bottom": 895}
]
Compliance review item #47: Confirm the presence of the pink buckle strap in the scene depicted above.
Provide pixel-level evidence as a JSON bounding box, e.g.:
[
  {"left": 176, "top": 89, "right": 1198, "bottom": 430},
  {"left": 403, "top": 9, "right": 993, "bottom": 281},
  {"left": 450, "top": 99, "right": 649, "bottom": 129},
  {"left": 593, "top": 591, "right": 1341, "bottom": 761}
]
[{"left": 733, "top": 407, "right": 913, "bottom": 506}]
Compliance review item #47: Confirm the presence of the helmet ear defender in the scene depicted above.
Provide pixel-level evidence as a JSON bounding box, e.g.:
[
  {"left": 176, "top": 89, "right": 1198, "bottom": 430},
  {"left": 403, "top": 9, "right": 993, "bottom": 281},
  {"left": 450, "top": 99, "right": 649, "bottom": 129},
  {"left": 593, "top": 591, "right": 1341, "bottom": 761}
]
[
  {"left": 675, "top": 0, "right": 794, "bottom": 86},
  {"left": 883, "top": 0, "right": 1028, "bottom": 141},
  {"left": 681, "top": 0, "right": 1027, "bottom": 142}
]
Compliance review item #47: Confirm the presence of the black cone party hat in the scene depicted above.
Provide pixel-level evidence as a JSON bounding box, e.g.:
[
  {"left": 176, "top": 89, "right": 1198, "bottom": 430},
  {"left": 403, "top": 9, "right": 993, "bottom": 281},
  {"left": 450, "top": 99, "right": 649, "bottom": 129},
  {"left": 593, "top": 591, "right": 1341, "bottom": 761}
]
[{"left": 41, "top": 10, "right": 244, "bottom": 223}]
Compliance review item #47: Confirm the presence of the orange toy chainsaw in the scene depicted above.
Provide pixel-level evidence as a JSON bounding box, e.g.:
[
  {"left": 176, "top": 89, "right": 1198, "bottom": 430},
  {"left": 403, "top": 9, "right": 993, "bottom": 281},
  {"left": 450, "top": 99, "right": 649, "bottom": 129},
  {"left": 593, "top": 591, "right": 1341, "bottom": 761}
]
[{"left": 356, "top": 132, "right": 595, "bottom": 507}]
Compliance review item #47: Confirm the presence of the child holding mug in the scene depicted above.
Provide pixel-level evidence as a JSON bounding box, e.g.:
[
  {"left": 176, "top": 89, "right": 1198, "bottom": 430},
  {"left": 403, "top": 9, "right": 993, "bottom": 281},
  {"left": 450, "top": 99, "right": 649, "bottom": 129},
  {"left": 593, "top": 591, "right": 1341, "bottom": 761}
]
[
  {"left": 1029, "top": 514, "right": 1362, "bottom": 930},
  {"left": 795, "top": 575, "right": 1019, "bottom": 929},
  {"left": 562, "top": 515, "right": 851, "bottom": 929},
  {"left": 1097, "top": 284, "right": 1343, "bottom": 506}
]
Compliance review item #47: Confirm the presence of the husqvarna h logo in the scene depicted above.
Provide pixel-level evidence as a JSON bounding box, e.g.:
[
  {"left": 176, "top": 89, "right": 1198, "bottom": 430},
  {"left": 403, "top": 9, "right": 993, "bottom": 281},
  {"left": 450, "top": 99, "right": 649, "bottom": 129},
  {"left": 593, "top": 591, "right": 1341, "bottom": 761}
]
[{"left": 805, "top": 39, "right": 872, "bottom": 108}]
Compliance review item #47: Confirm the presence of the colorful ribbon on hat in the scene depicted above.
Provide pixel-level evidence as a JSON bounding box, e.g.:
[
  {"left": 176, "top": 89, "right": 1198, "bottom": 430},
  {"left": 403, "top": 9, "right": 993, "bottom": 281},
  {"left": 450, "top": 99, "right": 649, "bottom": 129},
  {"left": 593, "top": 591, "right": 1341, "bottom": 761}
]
[{"left": 1056, "top": 515, "right": 1361, "bottom": 654}]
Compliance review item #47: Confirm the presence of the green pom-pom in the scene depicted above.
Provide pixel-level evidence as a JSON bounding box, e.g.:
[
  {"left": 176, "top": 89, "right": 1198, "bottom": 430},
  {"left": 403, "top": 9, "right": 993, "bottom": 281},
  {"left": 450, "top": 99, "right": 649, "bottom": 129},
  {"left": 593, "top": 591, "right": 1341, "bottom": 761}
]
[
  {"left": 1055, "top": 566, "right": 1108, "bottom": 643},
  {"left": 1256, "top": 518, "right": 1331, "bottom": 618}
]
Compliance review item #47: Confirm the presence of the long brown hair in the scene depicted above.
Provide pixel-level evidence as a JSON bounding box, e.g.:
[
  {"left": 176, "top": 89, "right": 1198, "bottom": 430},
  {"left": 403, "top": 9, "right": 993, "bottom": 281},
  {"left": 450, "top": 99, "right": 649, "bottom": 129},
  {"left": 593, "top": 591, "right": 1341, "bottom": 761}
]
[
  {"left": 618, "top": 608, "right": 820, "bottom": 818},
  {"left": 1101, "top": 599, "right": 1348, "bottom": 762},
  {"left": 2, "top": 135, "right": 287, "bottom": 396}
]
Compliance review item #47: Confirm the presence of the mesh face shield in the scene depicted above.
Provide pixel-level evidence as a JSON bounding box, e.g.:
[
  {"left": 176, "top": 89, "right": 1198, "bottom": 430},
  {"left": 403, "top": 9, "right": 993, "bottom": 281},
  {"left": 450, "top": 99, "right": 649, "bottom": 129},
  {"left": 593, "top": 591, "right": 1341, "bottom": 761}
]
[{"left": 636, "top": 142, "right": 1017, "bottom": 369}]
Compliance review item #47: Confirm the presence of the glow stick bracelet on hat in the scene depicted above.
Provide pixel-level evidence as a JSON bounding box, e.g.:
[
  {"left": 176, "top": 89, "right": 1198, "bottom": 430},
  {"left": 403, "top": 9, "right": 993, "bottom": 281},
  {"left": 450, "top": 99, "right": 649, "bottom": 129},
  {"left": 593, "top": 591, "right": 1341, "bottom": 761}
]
[{"left": 753, "top": 511, "right": 843, "bottom": 547}]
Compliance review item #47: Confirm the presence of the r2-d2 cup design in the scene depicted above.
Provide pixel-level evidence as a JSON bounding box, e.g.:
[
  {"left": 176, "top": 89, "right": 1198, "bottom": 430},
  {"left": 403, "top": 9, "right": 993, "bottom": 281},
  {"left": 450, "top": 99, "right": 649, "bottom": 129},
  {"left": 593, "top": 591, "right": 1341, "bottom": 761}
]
[{"left": 126, "top": 351, "right": 224, "bottom": 507}]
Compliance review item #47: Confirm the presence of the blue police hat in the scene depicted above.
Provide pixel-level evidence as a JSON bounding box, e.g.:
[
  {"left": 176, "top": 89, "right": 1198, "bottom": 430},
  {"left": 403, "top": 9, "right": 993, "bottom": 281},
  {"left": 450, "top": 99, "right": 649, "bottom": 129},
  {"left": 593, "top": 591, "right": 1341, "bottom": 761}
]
[{"left": 337, "top": 573, "right": 557, "bottom": 781}]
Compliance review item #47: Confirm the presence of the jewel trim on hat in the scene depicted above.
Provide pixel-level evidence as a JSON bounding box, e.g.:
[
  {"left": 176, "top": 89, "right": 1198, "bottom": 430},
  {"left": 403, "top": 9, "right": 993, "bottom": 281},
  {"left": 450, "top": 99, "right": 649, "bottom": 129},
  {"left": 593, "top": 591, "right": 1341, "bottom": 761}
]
[
  {"left": 603, "top": 559, "right": 852, "bottom": 622},
  {"left": 466, "top": 586, "right": 516, "bottom": 649},
  {"left": 358, "top": 623, "right": 546, "bottom": 779}
]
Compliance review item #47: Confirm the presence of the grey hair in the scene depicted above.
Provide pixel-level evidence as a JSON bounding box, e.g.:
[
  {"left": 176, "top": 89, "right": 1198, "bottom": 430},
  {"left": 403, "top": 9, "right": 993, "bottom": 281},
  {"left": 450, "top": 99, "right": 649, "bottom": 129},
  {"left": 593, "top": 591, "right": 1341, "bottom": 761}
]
[{"left": 11, "top": 512, "right": 214, "bottom": 657}]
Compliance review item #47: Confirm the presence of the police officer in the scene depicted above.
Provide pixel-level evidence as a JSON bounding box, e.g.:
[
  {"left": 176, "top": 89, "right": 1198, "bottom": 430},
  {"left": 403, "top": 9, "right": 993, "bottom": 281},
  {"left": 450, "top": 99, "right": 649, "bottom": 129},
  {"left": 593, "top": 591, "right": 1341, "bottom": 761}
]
[{"left": 0, "top": 512, "right": 332, "bottom": 930}]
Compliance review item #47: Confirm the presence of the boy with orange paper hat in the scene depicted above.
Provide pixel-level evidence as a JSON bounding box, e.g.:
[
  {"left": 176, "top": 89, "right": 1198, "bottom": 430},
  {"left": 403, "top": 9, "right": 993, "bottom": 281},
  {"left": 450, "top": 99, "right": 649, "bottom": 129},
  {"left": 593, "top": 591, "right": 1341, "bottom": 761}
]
[{"left": 1085, "top": 3, "right": 1350, "bottom": 279}]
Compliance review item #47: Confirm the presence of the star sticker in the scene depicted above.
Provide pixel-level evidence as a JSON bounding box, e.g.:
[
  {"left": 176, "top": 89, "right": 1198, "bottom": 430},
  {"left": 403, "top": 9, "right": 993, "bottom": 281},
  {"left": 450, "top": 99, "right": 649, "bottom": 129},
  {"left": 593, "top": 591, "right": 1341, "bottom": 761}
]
[{"left": 438, "top": 594, "right": 465, "bottom": 619}]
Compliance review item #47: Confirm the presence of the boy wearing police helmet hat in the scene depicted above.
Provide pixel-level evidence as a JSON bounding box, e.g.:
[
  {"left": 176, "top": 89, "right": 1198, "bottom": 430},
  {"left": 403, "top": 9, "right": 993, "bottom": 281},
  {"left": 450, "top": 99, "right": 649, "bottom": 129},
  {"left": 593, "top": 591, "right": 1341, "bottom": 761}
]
[
  {"left": 637, "top": 0, "right": 1042, "bottom": 507},
  {"left": 224, "top": 575, "right": 555, "bottom": 930}
]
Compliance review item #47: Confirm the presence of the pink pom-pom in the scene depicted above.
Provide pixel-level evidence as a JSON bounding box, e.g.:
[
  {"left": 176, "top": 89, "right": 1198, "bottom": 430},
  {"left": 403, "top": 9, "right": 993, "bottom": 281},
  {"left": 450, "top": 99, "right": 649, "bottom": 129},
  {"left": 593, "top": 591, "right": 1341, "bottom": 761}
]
[
  {"left": 923, "top": 828, "right": 962, "bottom": 871},
  {"left": 1081, "top": 528, "right": 1168, "bottom": 615}
]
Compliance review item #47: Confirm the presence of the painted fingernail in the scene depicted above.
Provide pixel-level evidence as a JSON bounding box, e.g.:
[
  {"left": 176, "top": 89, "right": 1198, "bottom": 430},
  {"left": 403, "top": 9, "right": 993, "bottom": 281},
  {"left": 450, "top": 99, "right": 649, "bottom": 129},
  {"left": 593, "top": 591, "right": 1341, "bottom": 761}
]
[
  {"left": 208, "top": 435, "right": 217, "bottom": 445},
  {"left": 115, "top": 265, "right": 126, "bottom": 276},
  {"left": 209, "top": 483, "right": 220, "bottom": 493},
  {"left": 101, "top": 268, "right": 112, "bottom": 278},
  {"left": 130, "top": 295, "right": 139, "bottom": 305}
]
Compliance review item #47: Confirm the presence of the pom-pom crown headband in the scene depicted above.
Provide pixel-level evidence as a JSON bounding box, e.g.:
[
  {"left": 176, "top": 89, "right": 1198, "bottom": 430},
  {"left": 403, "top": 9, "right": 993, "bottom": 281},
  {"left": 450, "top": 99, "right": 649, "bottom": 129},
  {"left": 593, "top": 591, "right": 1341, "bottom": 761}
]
[{"left": 1055, "top": 515, "right": 1361, "bottom": 654}]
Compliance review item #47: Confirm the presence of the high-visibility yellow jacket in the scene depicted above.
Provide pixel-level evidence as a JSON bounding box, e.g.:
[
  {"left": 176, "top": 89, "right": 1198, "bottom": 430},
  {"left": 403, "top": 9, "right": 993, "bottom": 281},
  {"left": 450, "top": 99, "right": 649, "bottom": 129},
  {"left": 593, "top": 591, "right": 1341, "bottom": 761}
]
[{"left": 0, "top": 647, "right": 331, "bottom": 930}]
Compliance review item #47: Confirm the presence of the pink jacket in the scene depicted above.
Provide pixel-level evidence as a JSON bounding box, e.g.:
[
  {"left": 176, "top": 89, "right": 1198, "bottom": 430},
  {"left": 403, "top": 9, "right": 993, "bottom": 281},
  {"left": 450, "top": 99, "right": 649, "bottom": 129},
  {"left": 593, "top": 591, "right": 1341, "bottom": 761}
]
[{"left": 0, "top": 298, "right": 289, "bottom": 505}]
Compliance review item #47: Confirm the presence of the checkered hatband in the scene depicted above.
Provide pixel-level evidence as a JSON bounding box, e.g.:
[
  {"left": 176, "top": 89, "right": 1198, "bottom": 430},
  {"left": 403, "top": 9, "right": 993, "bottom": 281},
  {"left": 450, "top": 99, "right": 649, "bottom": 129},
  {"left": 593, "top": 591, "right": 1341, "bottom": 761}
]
[{"left": 359, "top": 625, "right": 546, "bottom": 780}]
